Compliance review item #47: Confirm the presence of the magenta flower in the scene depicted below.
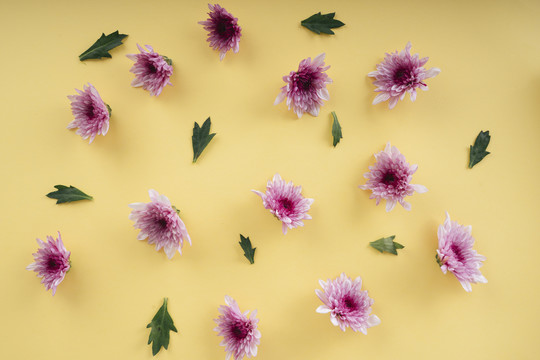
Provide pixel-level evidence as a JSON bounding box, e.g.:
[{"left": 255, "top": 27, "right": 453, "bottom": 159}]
[
  {"left": 67, "top": 83, "right": 110, "bottom": 144},
  {"left": 214, "top": 296, "right": 260, "bottom": 360},
  {"left": 359, "top": 142, "right": 427, "bottom": 212},
  {"left": 369, "top": 42, "right": 440, "bottom": 109},
  {"left": 252, "top": 174, "right": 314, "bottom": 234},
  {"left": 27, "top": 232, "right": 71, "bottom": 296},
  {"left": 274, "top": 53, "right": 332, "bottom": 118},
  {"left": 436, "top": 212, "right": 487, "bottom": 292},
  {"left": 129, "top": 189, "right": 191, "bottom": 259},
  {"left": 199, "top": 4, "right": 242, "bottom": 61},
  {"left": 316, "top": 273, "right": 380, "bottom": 333},
  {"left": 126, "top": 44, "right": 173, "bottom": 96}
]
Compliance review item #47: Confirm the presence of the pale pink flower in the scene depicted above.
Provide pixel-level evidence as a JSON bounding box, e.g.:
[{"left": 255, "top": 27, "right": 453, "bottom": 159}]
[
  {"left": 27, "top": 232, "right": 71, "bottom": 296},
  {"left": 199, "top": 4, "right": 242, "bottom": 61},
  {"left": 252, "top": 174, "right": 314, "bottom": 234},
  {"left": 274, "top": 53, "right": 332, "bottom": 118},
  {"left": 214, "top": 296, "right": 261, "bottom": 360},
  {"left": 67, "top": 83, "right": 110, "bottom": 144},
  {"left": 316, "top": 273, "right": 380, "bottom": 333},
  {"left": 129, "top": 189, "right": 191, "bottom": 259},
  {"left": 359, "top": 142, "right": 427, "bottom": 212},
  {"left": 436, "top": 212, "right": 487, "bottom": 292},
  {"left": 127, "top": 44, "right": 173, "bottom": 96},
  {"left": 369, "top": 42, "right": 440, "bottom": 109}
]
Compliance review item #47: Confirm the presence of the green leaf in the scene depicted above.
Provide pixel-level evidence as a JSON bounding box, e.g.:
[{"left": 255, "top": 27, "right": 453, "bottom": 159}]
[
  {"left": 147, "top": 298, "right": 178, "bottom": 356},
  {"left": 79, "top": 31, "right": 128, "bottom": 61},
  {"left": 369, "top": 235, "right": 404, "bottom": 255},
  {"left": 192, "top": 117, "right": 216, "bottom": 163},
  {"left": 46, "top": 185, "right": 93, "bottom": 204},
  {"left": 301, "top": 12, "right": 345, "bottom": 35},
  {"left": 239, "top": 234, "right": 256, "bottom": 264},
  {"left": 468, "top": 130, "right": 491, "bottom": 168},
  {"left": 331, "top": 111, "right": 343, "bottom": 147},
  {"left": 435, "top": 253, "right": 444, "bottom": 266}
]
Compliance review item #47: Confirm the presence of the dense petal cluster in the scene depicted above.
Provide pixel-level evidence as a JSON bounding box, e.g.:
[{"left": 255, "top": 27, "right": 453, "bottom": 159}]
[
  {"left": 27, "top": 232, "right": 71, "bottom": 295},
  {"left": 369, "top": 42, "right": 440, "bottom": 109},
  {"left": 129, "top": 189, "right": 191, "bottom": 259},
  {"left": 436, "top": 212, "right": 487, "bottom": 292},
  {"left": 359, "top": 142, "right": 427, "bottom": 211},
  {"left": 316, "top": 273, "right": 380, "bottom": 333},
  {"left": 67, "top": 83, "right": 110, "bottom": 144},
  {"left": 199, "top": 4, "right": 242, "bottom": 61},
  {"left": 127, "top": 44, "right": 173, "bottom": 96}
]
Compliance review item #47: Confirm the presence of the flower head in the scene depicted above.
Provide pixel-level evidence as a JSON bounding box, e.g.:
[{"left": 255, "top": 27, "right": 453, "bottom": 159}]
[
  {"left": 436, "top": 212, "right": 487, "bottom": 292},
  {"left": 252, "top": 174, "right": 314, "bottom": 234},
  {"left": 129, "top": 189, "right": 191, "bottom": 259},
  {"left": 359, "top": 142, "right": 427, "bottom": 212},
  {"left": 214, "top": 296, "right": 261, "bottom": 360},
  {"left": 316, "top": 273, "right": 380, "bottom": 333},
  {"left": 199, "top": 4, "right": 242, "bottom": 61},
  {"left": 67, "top": 83, "right": 110, "bottom": 143},
  {"left": 369, "top": 42, "right": 440, "bottom": 109},
  {"left": 27, "top": 232, "right": 71, "bottom": 295},
  {"left": 127, "top": 44, "right": 173, "bottom": 96},
  {"left": 274, "top": 53, "right": 332, "bottom": 118}
]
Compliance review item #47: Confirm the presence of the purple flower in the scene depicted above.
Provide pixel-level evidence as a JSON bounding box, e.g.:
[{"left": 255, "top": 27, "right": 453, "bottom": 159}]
[
  {"left": 316, "top": 273, "right": 380, "bottom": 333},
  {"left": 274, "top": 53, "right": 332, "bottom": 118},
  {"left": 252, "top": 174, "right": 314, "bottom": 234},
  {"left": 368, "top": 42, "right": 440, "bottom": 109},
  {"left": 199, "top": 4, "right": 242, "bottom": 61},
  {"left": 214, "top": 296, "right": 260, "bottom": 360},
  {"left": 436, "top": 212, "right": 487, "bottom": 292},
  {"left": 127, "top": 44, "right": 173, "bottom": 96},
  {"left": 67, "top": 83, "right": 110, "bottom": 144},
  {"left": 129, "top": 189, "right": 191, "bottom": 259},
  {"left": 27, "top": 232, "right": 71, "bottom": 296},
  {"left": 359, "top": 142, "right": 427, "bottom": 212}
]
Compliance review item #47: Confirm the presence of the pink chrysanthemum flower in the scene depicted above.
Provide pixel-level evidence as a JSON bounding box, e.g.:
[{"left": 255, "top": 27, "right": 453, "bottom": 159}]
[
  {"left": 359, "top": 142, "right": 427, "bottom": 212},
  {"left": 274, "top": 53, "right": 332, "bottom": 118},
  {"left": 316, "top": 273, "right": 380, "bottom": 333},
  {"left": 436, "top": 212, "right": 487, "bottom": 292},
  {"left": 126, "top": 44, "right": 173, "bottom": 96},
  {"left": 27, "top": 232, "right": 71, "bottom": 296},
  {"left": 214, "top": 296, "right": 261, "bottom": 360},
  {"left": 199, "top": 4, "right": 242, "bottom": 61},
  {"left": 67, "top": 83, "right": 111, "bottom": 144},
  {"left": 252, "top": 174, "right": 314, "bottom": 234},
  {"left": 368, "top": 42, "right": 440, "bottom": 109},
  {"left": 129, "top": 189, "right": 191, "bottom": 259}
]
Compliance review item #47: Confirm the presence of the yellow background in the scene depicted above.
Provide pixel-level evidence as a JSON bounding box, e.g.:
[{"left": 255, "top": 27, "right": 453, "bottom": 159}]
[{"left": 1, "top": 0, "right": 539, "bottom": 359}]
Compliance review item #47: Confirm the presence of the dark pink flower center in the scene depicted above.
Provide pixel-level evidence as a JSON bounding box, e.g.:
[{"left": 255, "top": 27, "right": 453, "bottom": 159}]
[
  {"left": 216, "top": 17, "right": 236, "bottom": 39},
  {"left": 279, "top": 198, "right": 294, "bottom": 213},
  {"left": 450, "top": 243, "right": 465, "bottom": 263},
  {"left": 147, "top": 63, "right": 157, "bottom": 74},
  {"left": 382, "top": 171, "right": 397, "bottom": 185},
  {"left": 296, "top": 72, "right": 313, "bottom": 91},
  {"left": 47, "top": 256, "right": 61, "bottom": 271},
  {"left": 231, "top": 320, "right": 250, "bottom": 340},
  {"left": 343, "top": 295, "right": 358, "bottom": 311},
  {"left": 157, "top": 218, "right": 168, "bottom": 229},
  {"left": 393, "top": 67, "right": 414, "bottom": 86},
  {"left": 85, "top": 105, "right": 95, "bottom": 119}
]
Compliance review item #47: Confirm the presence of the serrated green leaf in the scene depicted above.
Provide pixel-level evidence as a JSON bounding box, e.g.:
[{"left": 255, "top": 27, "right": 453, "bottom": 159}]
[
  {"left": 301, "top": 12, "right": 345, "bottom": 35},
  {"left": 192, "top": 117, "right": 216, "bottom": 163},
  {"left": 369, "top": 235, "right": 404, "bottom": 255},
  {"left": 147, "top": 298, "right": 178, "bottom": 356},
  {"left": 331, "top": 111, "right": 343, "bottom": 147},
  {"left": 46, "top": 185, "right": 93, "bottom": 204},
  {"left": 79, "top": 31, "right": 128, "bottom": 61},
  {"left": 469, "top": 130, "right": 491, "bottom": 168},
  {"left": 239, "top": 234, "right": 256, "bottom": 264}
]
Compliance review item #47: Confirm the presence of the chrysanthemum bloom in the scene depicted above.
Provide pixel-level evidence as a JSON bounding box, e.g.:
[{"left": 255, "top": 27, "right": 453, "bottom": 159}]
[
  {"left": 252, "top": 173, "right": 314, "bottom": 234},
  {"left": 26, "top": 232, "right": 71, "bottom": 296},
  {"left": 67, "top": 83, "right": 110, "bottom": 144},
  {"left": 199, "top": 4, "right": 242, "bottom": 61},
  {"left": 368, "top": 42, "right": 440, "bottom": 109},
  {"left": 359, "top": 142, "right": 427, "bottom": 212},
  {"left": 436, "top": 212, "right": 487, "bottom": 292},
  {"left": 214, "top": 295, "right": 260, "bottom": 360},
  {"left": 126, "top": 44, "right": 173, "bottom": 96},
  {"left": 316, "top": 273, "right": 380, "bottom": 333},
  {"left": 129, "top": 189, "right": 191, "bottom": 259},
  {"left": 274, "top": 53, "right": 332, "bottom": 118}
]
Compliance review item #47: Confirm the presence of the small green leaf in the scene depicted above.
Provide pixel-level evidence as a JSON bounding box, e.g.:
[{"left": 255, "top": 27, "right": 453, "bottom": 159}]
[
  {"left": 192, "top": 117, "right": 216, "bottom": 163},
  {"left": 79, "top": 31, "right": 128, "bottom": 61},
  {"left": 301, "top": 12, "right": 345, "bottom": 35},
  {"left": 331, "top": 111, "right": 343, "bottom": 147},
  {"left": 46, "top": 185, "right": 93, "bottom": 204},
  {"left": 147, "top": 298, "right": 178, "bottom": 356},
  {"left": 369, "top": 235, "right": 404, "bottom": 255},
  {"left": 469, "top": 130, "right": 491, "bottom": 168},
  {"left": 435, "top": 253, "right": 444, "bottom": 266},
  {"left": 239, "top": 234, "right": 256, "bottom": 264}
]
